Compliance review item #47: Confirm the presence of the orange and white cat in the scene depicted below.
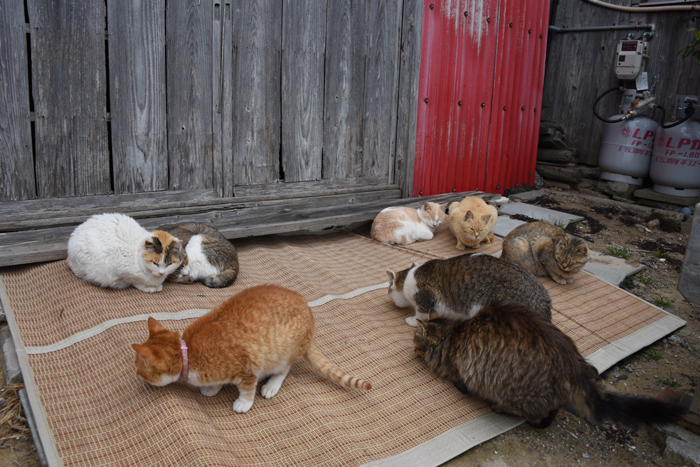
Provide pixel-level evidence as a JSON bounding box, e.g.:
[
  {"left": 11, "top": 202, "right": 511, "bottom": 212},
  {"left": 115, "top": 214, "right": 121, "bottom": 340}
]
[
  {"left": 448, "top": 196, "right": 498, "bottom": 250},
  {"left": 371, "top": 202, "right": 447, "bottom": 245},
  {"left": 132, "top": 284, "right": 372, "bottom": 413}
]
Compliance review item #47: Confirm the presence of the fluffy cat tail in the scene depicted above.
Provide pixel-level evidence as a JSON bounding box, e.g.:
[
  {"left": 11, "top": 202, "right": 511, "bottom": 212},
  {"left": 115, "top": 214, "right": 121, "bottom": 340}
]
[
  {"left": 203, "top": 265, "right": 238, "bottom": 288},
  {"left": 305, "top": 341, "right": 372, "bottom": 391},
  {"left": 572, "top": 380, "right": 686, "bottom": 428}
]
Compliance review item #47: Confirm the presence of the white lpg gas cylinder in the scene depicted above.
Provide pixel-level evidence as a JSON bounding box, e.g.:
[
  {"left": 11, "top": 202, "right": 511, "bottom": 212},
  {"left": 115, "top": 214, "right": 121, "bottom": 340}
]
[
  {"left": 598, "top": 116, "right": 658, "bottom": 186},
  {"left": 650, "top": 120, "right": 700, "bottom": 197}
]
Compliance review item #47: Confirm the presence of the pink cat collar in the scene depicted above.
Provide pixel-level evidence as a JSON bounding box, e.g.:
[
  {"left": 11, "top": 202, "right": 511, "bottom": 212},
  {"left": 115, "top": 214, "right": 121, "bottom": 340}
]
[{"left": 179, "top": 339, "right": 189, "bottom": 380}]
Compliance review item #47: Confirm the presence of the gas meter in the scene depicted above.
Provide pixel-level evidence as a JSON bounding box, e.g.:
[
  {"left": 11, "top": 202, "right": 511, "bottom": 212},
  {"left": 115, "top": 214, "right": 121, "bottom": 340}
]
[{"left": 615, "top": 40, "right": 648, "bottom": 81}]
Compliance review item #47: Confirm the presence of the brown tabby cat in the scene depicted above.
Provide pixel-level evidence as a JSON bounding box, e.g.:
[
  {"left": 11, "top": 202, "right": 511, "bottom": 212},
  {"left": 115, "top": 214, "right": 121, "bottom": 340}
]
[
  {"left": 414, "top": 303, "right": 685, "bottom": 429},
  {"left": 501, "top": 220, "right": 590, "bottom": 284},
  {"left": 448, "top": 196, "right": 498, "bottom": 250},
  {"left": 132, "top": 284, "right": 371, "bottom": 413},
  {"left": 157, "top": 223, "right": 239, "bottom": 288},
  {"left": 387, "top": 253, "right": 551, "bottom": 327}
]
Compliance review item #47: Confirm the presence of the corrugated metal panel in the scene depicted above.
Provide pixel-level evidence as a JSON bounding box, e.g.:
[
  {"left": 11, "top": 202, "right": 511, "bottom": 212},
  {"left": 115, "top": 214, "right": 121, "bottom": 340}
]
[{"left": 413, "top": 0, "right": 550, "bottom": 196}]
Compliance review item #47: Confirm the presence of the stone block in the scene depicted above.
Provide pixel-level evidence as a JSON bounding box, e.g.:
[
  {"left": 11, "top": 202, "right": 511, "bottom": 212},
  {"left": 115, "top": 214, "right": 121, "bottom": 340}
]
[
  {"left": 665, "top": 436, "right": 700, "bottom": 466},
  {"left": 1, "top": 325, "right": 22, "bottom": 385},
  {"left": 679, "top": 203, "right": 700, "bottom": 304}
]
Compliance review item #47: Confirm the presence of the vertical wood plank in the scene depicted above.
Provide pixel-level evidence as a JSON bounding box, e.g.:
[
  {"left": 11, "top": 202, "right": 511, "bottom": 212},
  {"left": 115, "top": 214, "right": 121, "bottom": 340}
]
[
  {"left": 395, "top": 0, "right": 423, "bottom": 197},
  {"left": 108, "top": 0, "right": 167, "bottom": 194},
  {"left": 213, "top": 0, "right": 233, "bottom": 197},
  {"left": 231, "top": 0, "right": 281, "bottom": 187},
  {"left": 166, "top": 0, "right": 214, "bottom": 190},
  {"left": 0, "top": 0, "right": 34, "bottom": 201},
  {"left": 281, "top": 0, "right": 326, "bottom": 183},
  {"left": 323, "top": 0, "right": 367, "bottom": 180},
  {"left": 362, "top": 0, "right": 400, "bottom": 180},
  {"left": 28, "top": 0, "right": 110, "bottom": 198}
]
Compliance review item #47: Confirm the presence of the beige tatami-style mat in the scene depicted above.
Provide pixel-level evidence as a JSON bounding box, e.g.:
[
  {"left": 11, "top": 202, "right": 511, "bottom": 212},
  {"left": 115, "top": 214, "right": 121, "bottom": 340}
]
[{"left": 0, "top": 226, "right": 685, "bottom": 467}]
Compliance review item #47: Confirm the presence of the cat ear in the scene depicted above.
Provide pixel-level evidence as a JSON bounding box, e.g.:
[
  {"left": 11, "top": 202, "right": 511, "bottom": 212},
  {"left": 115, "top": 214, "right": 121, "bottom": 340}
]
[
  {"left": 482, "top": 214, "right": 492, "bottom": 223},
  {"left": 386, "top": 269, "right": 396, "bottom": 281},
  {"left": 143, "top": 236, "right": 162, "bottom": 252},
  {"left": 415, "top": 319, "right": 427, "bottom": 331},
  {"left": 422, "top": 202, "right": 431, "bottom": 211},
  {"left": 147, "top": 317, "right": 168, "bottom": 337},
  {"left": 132, "top": 343, "right": 154, "bottom": 367},
  {"left": 412, "top": 260, "right": 419, "bottom": 268},
  {"left": 439, "top": 204, "right": 447, "bottom": 212},
  {"left": 464, "top": 210, "right": 474, "bottom": 221}
]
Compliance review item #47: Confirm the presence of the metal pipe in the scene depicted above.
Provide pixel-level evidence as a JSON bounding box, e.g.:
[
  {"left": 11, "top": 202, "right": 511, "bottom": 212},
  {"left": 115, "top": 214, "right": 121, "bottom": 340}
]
[
  {"left": 585, "top": 0, "right": 700, "bottom": 12},
  {"left": 549, "top": 24, "right": 655, "bottom": 33}
]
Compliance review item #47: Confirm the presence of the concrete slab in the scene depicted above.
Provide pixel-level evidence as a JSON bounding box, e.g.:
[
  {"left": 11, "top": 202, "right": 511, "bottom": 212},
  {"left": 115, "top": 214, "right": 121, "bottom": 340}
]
[
  {"left": 665, "top": 436, "right": 700, "bottom": 466},
  {"left": 498, "top": 203, "right": 584, "bottom": 228},
  {"left": 679, "top": 202, "right": 700, "bottom": 304},
  {"left": 582, "top": 251, "right": 645, "bottom": 287},
  {"left": 506, "top": 189, "right": 550, "bottom": 202},
  {"left": 1, "top": 325, "right": 23, "bottom": 385},
  {"left": 635, "top": 187, "right": 700, "bottom": 207},
  {"left": 660, "top": 425, "right": 700, "bottom": 466},
  {"left": 494, "top": 215, "right": 526, "bottom": 238}
]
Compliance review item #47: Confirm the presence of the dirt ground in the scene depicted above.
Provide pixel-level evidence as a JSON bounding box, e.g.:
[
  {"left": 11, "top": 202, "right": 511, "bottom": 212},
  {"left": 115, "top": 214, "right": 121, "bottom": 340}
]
[
  {"left": 0, "top": 186, "right": 698, "bottom": 467},
  {"left": 446, "top": 187, "right": 700, "bottom": 467}
]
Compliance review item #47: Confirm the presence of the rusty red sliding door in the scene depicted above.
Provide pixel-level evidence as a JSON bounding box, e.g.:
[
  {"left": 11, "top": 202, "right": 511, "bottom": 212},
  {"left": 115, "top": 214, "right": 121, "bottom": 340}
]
[{"left": 413, "top": 0, "right": 550, "bottom": 196}]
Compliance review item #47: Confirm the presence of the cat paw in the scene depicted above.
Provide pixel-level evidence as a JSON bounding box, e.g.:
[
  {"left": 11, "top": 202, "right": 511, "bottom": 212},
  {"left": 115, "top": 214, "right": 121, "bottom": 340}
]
[
  {"left": 455, "top": 243, "right": 467, "bottom": 251},
  {"left": 405, "top": 316, "right": 418, "bottom": 327},
  {"left": 551, "top": 276, "right": 567, "bottom": 285},
  {"left": 137, "top": 285, "right": 160, "bottom": 293},
  {"left": 261, "top": 382, "right": 282, "bottom": 399},
  {"left": 200, "top": 385, "right": 222, "bottom": 397},
  {"left": 233, "top": 398, "right": 254, "bottom": 413}
]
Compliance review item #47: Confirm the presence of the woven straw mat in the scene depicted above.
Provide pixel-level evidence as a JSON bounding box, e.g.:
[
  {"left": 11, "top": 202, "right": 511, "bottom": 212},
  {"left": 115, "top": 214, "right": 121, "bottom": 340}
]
[{"left": 0, "top": 225, "right": 685, "bottom": 467}]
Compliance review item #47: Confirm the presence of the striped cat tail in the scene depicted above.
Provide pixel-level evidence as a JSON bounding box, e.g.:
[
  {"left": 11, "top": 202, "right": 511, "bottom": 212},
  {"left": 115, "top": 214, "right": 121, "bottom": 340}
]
[
  {"left": 203, "top": 265, "right": 238, "bottom": 288},
  {"left": 304, "top": 341, "right": 372, "bottom": 390},
  {"left": 570, "top": 371, "right": 685, "bottom": 428}
]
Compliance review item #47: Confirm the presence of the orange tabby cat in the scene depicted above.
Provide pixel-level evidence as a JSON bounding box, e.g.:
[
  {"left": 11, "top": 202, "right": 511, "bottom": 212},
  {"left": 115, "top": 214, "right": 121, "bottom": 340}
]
[
  {"left": 132, "top": 284, "right": 371, "bottom": 413},
  {"left": 448, "top": 196, "right": 498, "bottom": 250}
]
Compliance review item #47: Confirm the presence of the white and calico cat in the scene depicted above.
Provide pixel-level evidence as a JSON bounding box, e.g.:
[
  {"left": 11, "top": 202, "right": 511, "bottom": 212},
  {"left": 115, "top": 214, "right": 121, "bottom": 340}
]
[
  {"left": 67, "top": 213, "right": 184, "bottom": 293},
  {"left": 371, "top": 202, "right": 447, "bottom": 246},
  {"left": 156, "top": 223, "right": 239, "bottom": 288}
]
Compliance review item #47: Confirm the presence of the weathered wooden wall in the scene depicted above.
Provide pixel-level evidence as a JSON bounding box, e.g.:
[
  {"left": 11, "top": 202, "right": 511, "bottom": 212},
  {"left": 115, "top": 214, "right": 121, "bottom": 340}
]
[
  {"left": 542, "top": 1, "right": 700, "bottom": 166},
  {"left": 0, "top": 0, "right": 405, "bottom": 202}
]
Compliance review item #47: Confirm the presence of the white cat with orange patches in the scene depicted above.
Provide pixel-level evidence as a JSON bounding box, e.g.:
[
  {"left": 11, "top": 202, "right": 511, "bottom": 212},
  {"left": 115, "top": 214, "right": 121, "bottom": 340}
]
[
  {"left": 371, "top": 202, "right": 447, "bottom": 245},
  {"left": 132, "top": 284, "right": 372, "bottom": 413},
  {"left": 67, "top": 213, "right": 184, "bottom": 293}
]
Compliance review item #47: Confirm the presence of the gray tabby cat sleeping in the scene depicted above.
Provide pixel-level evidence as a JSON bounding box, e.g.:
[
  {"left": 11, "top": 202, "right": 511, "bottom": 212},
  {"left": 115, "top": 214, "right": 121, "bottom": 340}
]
[
  {"left": 386, "top": 254, "right": 551, "bottom": 327},
  {"left": 501, "top": 220, "right": 590, "bottom": 284},
  {"left": 157, "top": 223, "right": 239, "bottom": 288}
]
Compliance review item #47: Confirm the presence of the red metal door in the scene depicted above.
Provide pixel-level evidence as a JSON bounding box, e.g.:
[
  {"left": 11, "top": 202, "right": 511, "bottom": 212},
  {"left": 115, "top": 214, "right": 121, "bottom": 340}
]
[{"left": 412, "top": 0, "right": 550, "bottom": 196}]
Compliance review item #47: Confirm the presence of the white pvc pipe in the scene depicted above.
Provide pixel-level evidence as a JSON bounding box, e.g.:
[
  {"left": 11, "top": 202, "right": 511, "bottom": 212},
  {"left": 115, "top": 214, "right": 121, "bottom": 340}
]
[{"left": 586, "top": 0, "right": 700, "bottom": 12}]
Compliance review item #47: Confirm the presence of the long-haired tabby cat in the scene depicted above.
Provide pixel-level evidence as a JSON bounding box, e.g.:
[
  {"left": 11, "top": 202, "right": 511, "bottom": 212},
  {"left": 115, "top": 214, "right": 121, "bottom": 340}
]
[
  {"left": 371, "top": 202, "right": 447, "bottom": 245},
  {"left": 448, "top": 196, "right": 498, "bottom": 250},
  {"left": 67, "top": 213, "right": 184, "bottom": 293},
  {"left": 157, "top": 223, "right": 239, "bottom": 288},
  {"left": 414, "top": 302, "right": 685, "bottom": 429},
  {"left": 501, "top": 220, "right": 590, "bottom": 284},
  {"left": 386, "top": 253, "right": 551, "bottom": 327},
  {"left": 132, "top": 284, "right": 372, "bottom": 413}
]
